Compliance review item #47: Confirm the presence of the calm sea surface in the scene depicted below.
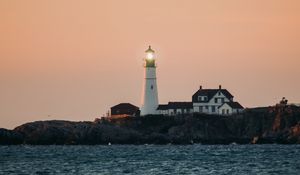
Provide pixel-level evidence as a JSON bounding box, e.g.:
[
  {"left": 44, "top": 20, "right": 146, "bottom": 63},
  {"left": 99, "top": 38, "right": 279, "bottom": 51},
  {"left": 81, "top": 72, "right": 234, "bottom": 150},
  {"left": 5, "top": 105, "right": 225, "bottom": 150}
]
[{"left": 1, "top": 144, "right": 300, "bottom": 175}]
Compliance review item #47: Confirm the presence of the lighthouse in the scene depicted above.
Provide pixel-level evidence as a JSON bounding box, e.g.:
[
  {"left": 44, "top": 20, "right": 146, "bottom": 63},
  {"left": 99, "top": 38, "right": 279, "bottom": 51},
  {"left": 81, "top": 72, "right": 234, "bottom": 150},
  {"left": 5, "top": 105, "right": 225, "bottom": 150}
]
[{"left": 141, "top": 46, "right": 159, "bottom": 115}]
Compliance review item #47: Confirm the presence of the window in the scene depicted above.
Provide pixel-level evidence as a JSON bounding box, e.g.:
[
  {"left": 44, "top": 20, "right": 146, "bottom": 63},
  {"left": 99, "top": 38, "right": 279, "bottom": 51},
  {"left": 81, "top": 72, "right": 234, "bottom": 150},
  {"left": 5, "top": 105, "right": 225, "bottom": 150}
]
[
  {"left": 199, "top": 106, "right": 203, "bottom": 112},
  {"left": 226, "top": 109, "right": 229, "bottom": 114},
  {"left": 221, "top": 98, "right": 225, "bottom": 103},
  {"left": 222, "top": 109, "right": 225, "bottom": 114},
  {"left": 151, "top": 85, "right": 153, "bottom": 90},
  {"left": 198, "top": 96, "right": 207, "bottom": 102},
  {"left": 205, "top": 106, "right": 208, "bottom": 110},
  {"left": 215, "top": 98, "right": 218, "bottom": 103},
  {"left": 212, "top": 106, "right": 216, "bottom": 112}
]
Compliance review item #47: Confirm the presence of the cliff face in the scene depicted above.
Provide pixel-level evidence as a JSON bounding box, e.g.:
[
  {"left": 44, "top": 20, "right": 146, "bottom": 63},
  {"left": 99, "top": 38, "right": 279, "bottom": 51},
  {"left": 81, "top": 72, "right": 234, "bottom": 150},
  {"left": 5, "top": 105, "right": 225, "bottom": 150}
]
[
  {"left": 105, "top": 105, "right": 300, "bottom": 144},
  {"left": 1, "top": 105, "right": 300, "bottom": 145},
  {"left": 13, "top": 120, "right": 141, "bottom": 145}
]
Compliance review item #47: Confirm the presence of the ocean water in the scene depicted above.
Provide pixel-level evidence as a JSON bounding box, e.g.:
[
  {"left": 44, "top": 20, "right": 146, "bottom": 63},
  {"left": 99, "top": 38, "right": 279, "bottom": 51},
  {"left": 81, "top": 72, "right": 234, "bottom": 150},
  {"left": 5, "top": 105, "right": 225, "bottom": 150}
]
[{"left": 0, "top": 145, "right": 300, "bottom": 175}]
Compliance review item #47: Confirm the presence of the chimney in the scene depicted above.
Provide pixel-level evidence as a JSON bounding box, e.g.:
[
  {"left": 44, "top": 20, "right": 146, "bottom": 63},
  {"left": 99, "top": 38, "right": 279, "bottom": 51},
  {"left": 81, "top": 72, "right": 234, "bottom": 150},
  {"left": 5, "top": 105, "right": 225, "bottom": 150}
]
[
  {"left": 219, "top": 85, "right": 222, "bottom": 90},
  {"left": 200, "top": 85, "right": 202, "bottom": 90}
]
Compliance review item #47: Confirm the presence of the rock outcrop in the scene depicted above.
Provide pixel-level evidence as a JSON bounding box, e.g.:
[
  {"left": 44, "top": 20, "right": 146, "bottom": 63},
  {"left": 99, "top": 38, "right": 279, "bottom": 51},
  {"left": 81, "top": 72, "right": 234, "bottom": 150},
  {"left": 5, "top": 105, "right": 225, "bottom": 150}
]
[
  {"left": 0, "top": 128, "right": 23, "bottom": 145},
  {"left": 1, "top": 105, "right": 300, "bottom": 145}
]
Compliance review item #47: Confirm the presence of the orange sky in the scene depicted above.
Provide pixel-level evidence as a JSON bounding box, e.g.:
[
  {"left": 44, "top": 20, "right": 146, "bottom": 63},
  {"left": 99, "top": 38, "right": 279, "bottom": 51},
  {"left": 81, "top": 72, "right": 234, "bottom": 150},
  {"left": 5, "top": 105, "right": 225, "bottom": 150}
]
[{"left": 1, "top": 0, "right": 300, "bottom": 129}]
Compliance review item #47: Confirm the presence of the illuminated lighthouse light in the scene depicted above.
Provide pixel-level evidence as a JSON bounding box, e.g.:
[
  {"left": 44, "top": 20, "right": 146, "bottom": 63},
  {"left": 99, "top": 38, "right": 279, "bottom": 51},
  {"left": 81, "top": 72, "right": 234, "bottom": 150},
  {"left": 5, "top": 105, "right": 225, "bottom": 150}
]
[{"left": 147, "top": 53, "right": 154, "bottom": 59}]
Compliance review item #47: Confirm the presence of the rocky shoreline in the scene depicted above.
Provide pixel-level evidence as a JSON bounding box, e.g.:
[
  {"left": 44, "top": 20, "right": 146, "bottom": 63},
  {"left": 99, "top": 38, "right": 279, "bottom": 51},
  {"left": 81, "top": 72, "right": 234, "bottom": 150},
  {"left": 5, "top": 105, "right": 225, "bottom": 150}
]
[{"left": 1, "top": 105, "right": 300, "bottom": 145}]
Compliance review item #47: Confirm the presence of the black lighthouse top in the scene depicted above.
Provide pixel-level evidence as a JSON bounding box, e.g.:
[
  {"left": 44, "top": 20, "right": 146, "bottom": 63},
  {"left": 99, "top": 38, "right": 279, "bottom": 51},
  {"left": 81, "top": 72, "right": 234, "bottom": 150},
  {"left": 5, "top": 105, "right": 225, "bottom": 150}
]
[{"left": 145, "top": 45, "right": 156, "bottom": 67}]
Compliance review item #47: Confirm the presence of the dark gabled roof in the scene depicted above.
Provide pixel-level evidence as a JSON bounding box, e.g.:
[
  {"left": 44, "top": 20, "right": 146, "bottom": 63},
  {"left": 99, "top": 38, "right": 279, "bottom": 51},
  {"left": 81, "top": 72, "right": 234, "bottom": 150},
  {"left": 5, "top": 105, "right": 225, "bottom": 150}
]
[
  {"left": 157, "top": 102, "right": 193, "bottom": 110},
  {"left": 168, "top": 102, "right": 193, "bottom": 109},
  {"left": 192, "top": 88, "right": 233, "bottom": 102},
  {"left": 157, "top": 104, "right": 168, "bottom": 110},
  {"left": 221, "top": 102, "right": 244, "bottom": 109},
  {"left": 111, "top": 103, "right": 139, "bottom": 110}
]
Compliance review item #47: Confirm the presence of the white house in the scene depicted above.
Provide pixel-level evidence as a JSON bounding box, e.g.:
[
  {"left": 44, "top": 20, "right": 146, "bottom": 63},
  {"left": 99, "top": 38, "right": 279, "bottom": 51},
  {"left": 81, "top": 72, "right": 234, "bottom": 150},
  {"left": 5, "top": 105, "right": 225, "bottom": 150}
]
[
  {"left": 156, "top": 85, "right": 243, "bottom": 116},
  {"left": 192, "top": 85, "right": 243, "bottom": 115}
]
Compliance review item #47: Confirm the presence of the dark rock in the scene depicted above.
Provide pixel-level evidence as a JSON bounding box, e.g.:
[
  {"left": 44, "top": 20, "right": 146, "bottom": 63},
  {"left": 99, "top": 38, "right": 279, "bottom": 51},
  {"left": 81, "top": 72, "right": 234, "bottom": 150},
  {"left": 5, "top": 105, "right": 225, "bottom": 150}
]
[
  {"left": 1, "top": 105, "right": 299, "bottom": 145},
  {"left": 0, "top": 128, "right": 23, "bottom": 144}
]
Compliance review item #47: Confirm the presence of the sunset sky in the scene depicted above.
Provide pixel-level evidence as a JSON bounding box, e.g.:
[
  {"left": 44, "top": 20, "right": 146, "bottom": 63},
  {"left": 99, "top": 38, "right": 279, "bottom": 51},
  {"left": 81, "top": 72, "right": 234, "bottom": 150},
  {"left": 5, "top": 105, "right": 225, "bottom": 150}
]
[{"left": 1, "top": 0, "right": 300, "bottom": 129}]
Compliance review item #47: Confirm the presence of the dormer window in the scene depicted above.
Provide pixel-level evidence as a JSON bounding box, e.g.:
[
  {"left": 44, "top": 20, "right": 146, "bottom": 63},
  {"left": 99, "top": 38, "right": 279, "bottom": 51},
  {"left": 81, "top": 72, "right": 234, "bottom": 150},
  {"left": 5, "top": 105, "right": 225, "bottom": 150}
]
[
  {"left": 198, "top": 96, "right": 201, "bottom": 101},
  {"left": 198, "top": 96, "right": 207, "bottom": 102}
]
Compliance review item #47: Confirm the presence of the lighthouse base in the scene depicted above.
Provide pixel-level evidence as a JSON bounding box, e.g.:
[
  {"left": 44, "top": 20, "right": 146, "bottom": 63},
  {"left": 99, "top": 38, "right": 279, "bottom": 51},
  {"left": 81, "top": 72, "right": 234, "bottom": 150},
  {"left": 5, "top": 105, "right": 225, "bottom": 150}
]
[{"left": 141, "top": 67, "right": 159, "bottom": 116}]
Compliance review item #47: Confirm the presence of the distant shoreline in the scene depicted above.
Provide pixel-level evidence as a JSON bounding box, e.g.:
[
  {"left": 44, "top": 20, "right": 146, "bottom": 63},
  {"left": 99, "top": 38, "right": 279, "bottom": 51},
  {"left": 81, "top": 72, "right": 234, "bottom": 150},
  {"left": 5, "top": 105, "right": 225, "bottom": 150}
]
[{"left": 1, "top": 105, "right": 300, "bottom": 145}]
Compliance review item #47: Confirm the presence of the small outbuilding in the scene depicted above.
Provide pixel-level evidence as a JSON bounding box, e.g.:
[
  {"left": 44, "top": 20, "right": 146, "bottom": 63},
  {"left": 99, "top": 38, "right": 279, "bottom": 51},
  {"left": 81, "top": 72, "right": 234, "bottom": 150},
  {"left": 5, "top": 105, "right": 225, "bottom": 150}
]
[
  {"left": 110, "top": 103, "right": 140, "bottom": 118},
  {"left": 157, "top": 102, "right": 193, "bottom": 116}
]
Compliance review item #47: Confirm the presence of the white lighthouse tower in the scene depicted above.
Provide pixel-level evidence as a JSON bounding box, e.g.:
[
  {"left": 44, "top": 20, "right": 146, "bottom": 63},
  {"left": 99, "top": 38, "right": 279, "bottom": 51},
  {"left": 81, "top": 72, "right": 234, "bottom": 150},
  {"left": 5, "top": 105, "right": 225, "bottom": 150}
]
[{"left": 140, "top": 46, "right": 159, "bottom": 115}]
